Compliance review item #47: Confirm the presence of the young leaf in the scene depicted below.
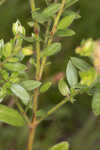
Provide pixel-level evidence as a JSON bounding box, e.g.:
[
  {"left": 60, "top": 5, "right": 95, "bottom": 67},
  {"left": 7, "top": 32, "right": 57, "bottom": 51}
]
[
  {"left": 66, "top": 60, "right": 78, "bottom": 87},
  {"left": 58, "top": 79, "right": 70, "bottom": 96},
  {"left": 57, "top": 14, "right": 76, "bottom": 30},
  {"left": 92, "top": 87, "right": 100, "bottom": 116},
  {"left": 65, "top": 0, "right": 79, "bottom": 9},
  {"left": 4, "top": 63, "right": 27, "bottom": 72},
  {"left": 3, "top": 42, "right": 12, "bottom": 58},
  {"left": 0, "top": 39, "right": 4, "bottom": 56},
  {"left": 10, "top": 84, "right": 30, "bottom": 105},
  {"left": 41, "top": 43, "right": 61, "bottom": 57},
  {"left": 56, "top": 29, "right": 75, "bottom": 37},
  {"left": 49, "top": 141, "right": 69, "bottom": 150},
  {"left": 22, "top": 47, "right": 33, "bottom": 56},
  {"left": 0, "top": 104, "right": 25, "bottom": 126},
  {"left": 42, "top": 3, "right": 61, "bottom": 19},
  {"left": 21, "top": 80, "right": 41, "bottom": 91},
  {"left": 40, "top": 81, "right": 52, "bottom": 93},
  {"left": 71, "top": 57, "right": 91, "bottom": 71}
]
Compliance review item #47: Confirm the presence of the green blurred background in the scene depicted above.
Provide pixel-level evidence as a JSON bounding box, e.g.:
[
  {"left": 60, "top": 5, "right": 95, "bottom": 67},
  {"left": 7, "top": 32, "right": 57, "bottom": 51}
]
[{"left": 0, "top": 0, "right": 100, "bottom": 150}]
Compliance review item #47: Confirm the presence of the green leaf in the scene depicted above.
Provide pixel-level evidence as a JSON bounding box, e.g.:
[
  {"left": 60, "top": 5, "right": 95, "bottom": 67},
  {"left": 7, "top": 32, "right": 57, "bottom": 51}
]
[
  {"left": 58, "top": 79, "right": 70, "bottom": 96},
  {"left": 0, "top": 104, "right": 25, "bottom": 126},
  {"left": 10, "top": 84, "right": 30, "bottom": 105},
  {"left": 92, "top": 87, "right": 100, "bottom": 116},
  {"left": 49, "top": 141, "right": 69, "bottom": 150},
  {"left": 4, "top": 63, "right": 27, "bottom": 72},
  {"left": 57, "top": 14, "right": 76, "bottom": 30},
  {"left": 63, "top": 10, "right": 81, "bottom": 19},
  {"left": 0, "top": 88, "right": 6, "bottom": 101},
  {"left": 32, "top": 4, "right": 61, "bottom": 23},
  {"left": 20, "top": 34, "right": 35, "bottom": 43},
  {"left": 41, "top": 43, "right": 61, "bottom": 57},
  {"left": 65, "top": 0, "right": 79, "bottom": 8},
  {"left": 56, "top": 29, "right": 75, "bottom": 37},
  {"left": 66, "top": 60, "right": 78, "bottom": 87},
  {"left": 42, "top": 3, "right": 61, "bottom": 19},
  {"left": 0, "top": 39, "right": 4, "bottom": 56},
  {"left": 71, "top": 57, "right": 91, "bottom": 71},
  {"left": 32, "top": 12, "right": 47, "bottom": 24},
  {"left": 40, "top": 82, "right": 52, "bottom": 93},
  {"left": 7, "top": 57, "right": 19, "bottom": 63},
  {"left": 21, "top": 80, "right": 41, "bottom": 91},
  {"left": 3, "top": 42, "right": 12, "bottom": 58}
]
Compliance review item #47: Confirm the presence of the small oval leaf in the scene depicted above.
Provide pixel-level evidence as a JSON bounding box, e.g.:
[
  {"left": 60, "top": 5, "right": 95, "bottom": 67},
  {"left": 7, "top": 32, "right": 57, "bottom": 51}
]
[
  {"left": 41, "top": 43, "right": 61, "bottom": 57},
  {"left": 10, "top": 84, "right": 30, "bottom": 105},
  {"left": 56, "top": 29, "right": 75, "bottom": 37},
  {"left": 40, "top": 82, "right": 52, "bottom": 93},
  {"left": 21, "top": 80, "right": 41, "bottom": 91},
  {"left": 71, "top": 57, "right": 91, "bottom": 71},
  {"left": 58, "top": 79, "right": 70, "bottom": 96},
  {"left": 0, "top": 104, "right": 25, "bottom": 126},
  {"left": 4, "top": 63, "right": 27, "bottom": 72},
  {"left": 66, "top": 60, "right": 78, "bottom": 87},
  {"left": 57, "top": 14, "right": 76, "bottom": 30},
  {"left": 42, "top": 3, "right": 61, "bottom": 19}
]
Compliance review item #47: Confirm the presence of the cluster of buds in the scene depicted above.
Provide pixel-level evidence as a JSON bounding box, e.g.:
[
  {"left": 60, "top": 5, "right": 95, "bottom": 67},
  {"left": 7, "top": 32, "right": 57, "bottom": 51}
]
[{"left": 75, "top": 38, "right": 94, "bottom": 57}]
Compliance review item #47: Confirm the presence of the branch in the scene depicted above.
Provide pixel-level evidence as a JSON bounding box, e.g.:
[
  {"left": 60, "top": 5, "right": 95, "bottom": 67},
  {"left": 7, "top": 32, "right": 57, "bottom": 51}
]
[{"left": 38, "top": 97, "right": 69, "bottom": 124}]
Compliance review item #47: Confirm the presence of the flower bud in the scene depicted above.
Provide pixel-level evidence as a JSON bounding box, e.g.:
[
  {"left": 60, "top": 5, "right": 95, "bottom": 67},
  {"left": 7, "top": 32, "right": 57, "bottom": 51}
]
[
  {"left": 22, "top": 46, "right": 33, "bottom": 56},
  {"left": 12, "top": 20, "right": 26, "bottom": 35},
  {"left": 76, "top": 38, "right": 94, "bottom": 57}
]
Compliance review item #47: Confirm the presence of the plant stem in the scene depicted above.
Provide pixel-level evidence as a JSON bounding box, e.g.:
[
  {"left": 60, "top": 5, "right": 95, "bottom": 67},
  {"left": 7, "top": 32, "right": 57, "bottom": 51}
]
[
  {"left": 15, "top": 98, "right": 31, "bottom": 126},
  {"left": 28, "top": 0, "right": 40, "bottom": 150},
  {"left": 38, "top": 98, "right": 69, "bottom": 124},
  {"left": 39, "top": 0, "right": 66, "bottom": 79},
  {"left": 27, "top": 123, "right": 37, "bottom": 150},
  {"left": 28, "top": 0, "right": 66, "bottom": 149},
  {"left": 29, "top": 0, "right": 35, "bottom": 11},
  {"left": 34, "top": 23, "right": 40, "bottom": 80}
]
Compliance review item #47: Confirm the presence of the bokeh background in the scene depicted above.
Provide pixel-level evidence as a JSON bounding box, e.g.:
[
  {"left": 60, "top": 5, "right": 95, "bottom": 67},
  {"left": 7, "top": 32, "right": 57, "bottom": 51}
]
[{"left": 0, "top": 0, "right": 100, "bottom": 150}]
